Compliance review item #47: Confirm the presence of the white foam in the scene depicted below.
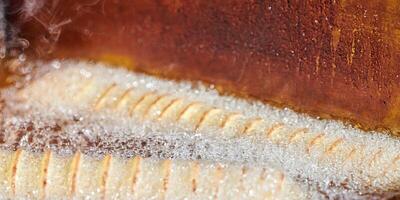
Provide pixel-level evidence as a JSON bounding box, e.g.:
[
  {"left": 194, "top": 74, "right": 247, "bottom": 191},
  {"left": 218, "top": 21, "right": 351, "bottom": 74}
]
[{"left": 1, "top": 60, "right": 400, "bottom": 199}]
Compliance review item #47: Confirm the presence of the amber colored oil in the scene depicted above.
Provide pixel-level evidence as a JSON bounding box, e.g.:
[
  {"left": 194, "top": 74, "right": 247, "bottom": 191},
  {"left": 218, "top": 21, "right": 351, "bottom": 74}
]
[
  {"left": 0, "top": 64, "right": 10, "bottom": 88},
  {"left": 6, "top": 0, "right": 400, "bottom": 134}
]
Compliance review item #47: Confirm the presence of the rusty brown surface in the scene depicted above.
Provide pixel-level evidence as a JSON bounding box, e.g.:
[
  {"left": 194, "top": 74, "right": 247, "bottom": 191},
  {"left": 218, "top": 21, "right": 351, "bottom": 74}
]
[{"left": 6, "top": 0, "right": 400, "bottom": 134}]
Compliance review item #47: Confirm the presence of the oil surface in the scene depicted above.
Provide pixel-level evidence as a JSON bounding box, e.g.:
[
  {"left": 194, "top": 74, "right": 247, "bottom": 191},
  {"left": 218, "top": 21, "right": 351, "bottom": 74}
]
[{"left": 5, "top": 0, "right": 400, "bottom": 134}]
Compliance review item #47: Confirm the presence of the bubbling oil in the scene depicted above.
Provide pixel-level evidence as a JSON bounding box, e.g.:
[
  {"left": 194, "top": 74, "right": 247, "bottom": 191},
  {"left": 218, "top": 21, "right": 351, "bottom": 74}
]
[
  {"left": 0, "top": 57, "right": 35, "bottom": 88},
  {"left": 0, "top": 60, "right": 400, "bottom": 199}
]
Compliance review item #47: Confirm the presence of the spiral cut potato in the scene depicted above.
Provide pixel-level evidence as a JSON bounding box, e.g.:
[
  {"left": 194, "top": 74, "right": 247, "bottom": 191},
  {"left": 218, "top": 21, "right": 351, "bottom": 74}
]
[
  {"left": 0, "top": 149, "right": 310, "bottom": 199},
  {"left": 2, "top": 60, "right": 400, "bottom": 198}
]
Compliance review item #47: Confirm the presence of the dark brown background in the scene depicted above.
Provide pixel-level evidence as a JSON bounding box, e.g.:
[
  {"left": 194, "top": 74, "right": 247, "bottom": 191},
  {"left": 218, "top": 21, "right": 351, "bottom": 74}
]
[{"left": 7, "top": 0, "right": 400, "bottom": 134}]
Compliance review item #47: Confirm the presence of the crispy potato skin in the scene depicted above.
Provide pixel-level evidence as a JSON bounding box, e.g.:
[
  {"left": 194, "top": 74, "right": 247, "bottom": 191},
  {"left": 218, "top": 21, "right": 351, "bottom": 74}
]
[{"left": 7, "top": 0, "right": 400, "bottom": 133}]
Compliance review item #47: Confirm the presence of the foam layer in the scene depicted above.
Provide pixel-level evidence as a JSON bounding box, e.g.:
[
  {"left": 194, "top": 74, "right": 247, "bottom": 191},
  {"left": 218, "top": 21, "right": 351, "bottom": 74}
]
[{"left": 1, "top": 60, "right": 400, "bottom": 198}]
